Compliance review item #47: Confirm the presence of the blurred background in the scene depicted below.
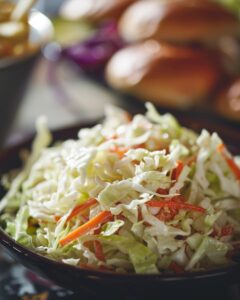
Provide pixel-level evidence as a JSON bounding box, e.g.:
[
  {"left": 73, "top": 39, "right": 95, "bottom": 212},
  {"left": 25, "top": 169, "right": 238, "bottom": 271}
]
[
  {"left": 0, "top": 0, "right": 240, "bottom": 149},
  {"left": 0, "top": 0, "right": 240, "bottom": 298}
]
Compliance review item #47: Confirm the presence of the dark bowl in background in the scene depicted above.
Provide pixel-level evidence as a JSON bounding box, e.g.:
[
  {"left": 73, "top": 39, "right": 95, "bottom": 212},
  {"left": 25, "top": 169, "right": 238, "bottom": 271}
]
[
  {"left": 0, "top": 10, "right": 53, "bottom": 147},
  {"left": 0, "top": 115, "right": 240, "bottom": 300}
]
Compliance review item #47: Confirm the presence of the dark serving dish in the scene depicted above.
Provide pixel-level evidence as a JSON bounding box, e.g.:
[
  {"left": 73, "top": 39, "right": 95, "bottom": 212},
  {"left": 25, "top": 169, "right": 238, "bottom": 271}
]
[
  {"left": 0, "top": 115, "right": 239, "bottom": 299},
  {"left": 0, "top": 10, "right": 53, "bottom": 147}
]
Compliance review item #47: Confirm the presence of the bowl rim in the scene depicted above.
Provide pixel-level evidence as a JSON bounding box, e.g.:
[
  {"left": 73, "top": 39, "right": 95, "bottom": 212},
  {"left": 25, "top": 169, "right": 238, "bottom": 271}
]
[
  {"left": 0, "top": 120, "right": 240, "bottom": 284},
  {"left": 0, "top": 9, "right": 54, "bottom": 68},
  {"left": 0, "top": 226, "right": 240, "bottom": 283}
]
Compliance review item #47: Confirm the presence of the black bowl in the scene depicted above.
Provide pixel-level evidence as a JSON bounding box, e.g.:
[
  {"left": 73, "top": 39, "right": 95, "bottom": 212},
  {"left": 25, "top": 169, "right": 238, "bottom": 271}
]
[
  {"left": 0, "top": 11, "right": 53, "bottom": 147},
  {"left": 0, "top": 116, "right": 239, "bottom": 299}
]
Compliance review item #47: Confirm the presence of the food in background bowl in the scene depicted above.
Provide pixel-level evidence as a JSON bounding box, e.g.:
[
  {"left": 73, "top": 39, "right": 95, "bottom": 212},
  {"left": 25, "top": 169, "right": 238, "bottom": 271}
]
[
  {"left": 60, "top": 0, "right": 136, "bottom": 24},
  {"left": 62, "top": 22, "right": 124, "bottom": 71},
  {"left": 0, "top": 104, "right": 240, "bottom": 274},
  {"left": 119, "top": 0, "right": 240, "bottom": 44},
  {"left": 106, "top": 41, "right": 222, "bottom": 108},
  {"left": 0, "top": 4, "right": 53, "bottom": 146},
  {"left": 0, "top": 0, "right": 38, "bottom": 59},
  {"left": 57, "top": 0, "right": 240, "bottom": 122}
]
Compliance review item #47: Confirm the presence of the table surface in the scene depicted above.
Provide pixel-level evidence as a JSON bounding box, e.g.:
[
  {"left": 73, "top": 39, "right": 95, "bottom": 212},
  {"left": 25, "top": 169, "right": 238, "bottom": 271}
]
[{"left": 6, "top": 57, "right": 123, "bottom": 146}]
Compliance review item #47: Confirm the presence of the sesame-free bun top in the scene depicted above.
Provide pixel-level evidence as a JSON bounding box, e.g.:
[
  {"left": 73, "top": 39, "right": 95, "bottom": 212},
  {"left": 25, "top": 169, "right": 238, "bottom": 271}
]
[
  {"left": 215, "top": 78, "right": 240, "bottom": 121},
  {"left": 105, "top": 40, "right": 222, "bottom": 108},
  {"left": 60, "top": 0, "right": 136, "bottom": 24},
  {"left": 119, "top": 0, "right": 240, "bottom": 43}
]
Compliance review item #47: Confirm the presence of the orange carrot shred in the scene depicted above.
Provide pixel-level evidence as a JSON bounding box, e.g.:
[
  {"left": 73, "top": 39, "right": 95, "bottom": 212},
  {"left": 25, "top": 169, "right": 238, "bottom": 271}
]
[
  {"left": 66, "top": 198, "right": 98, "bottom": 222},
  {"left": 79, "top": 263, "right": 112, "bottom": 272},
  {"left": 171, "top": 160, "right": 184, "bottom": 181},
  {"left": 54, "top": 216, "right": 61, "bottom": 222},
  {"left": 217, "top": 143, "right": 225, "bottom": 152},
  {"left": 125, "top": 112, "right": 132, "bottom": 122},
  {"left": 147, "top": 199, "right": 205, "bottom": 213},
  {"left": 224, "top": 157, "right": 240, "bottom": 180},
  {"left": 93, "top": 240, "right": 105, "bottom": 262},
  {"left": 155, "top": 209, "right": 177, "bottom": 222},
  {"left": 138, "top": 206, "right": 143, "bottom": 221},
  {"left": 156, "top": 188, "right": 169, "bottom": 195},
  {"left": 169, "top": 262, "right": 184, "bottom": 274},
  {"left": 110, "top": 146, "right": 129, "bottom": 159},
  {"left": 221, "top": 225, "right": 234, "bottom": 237},
  {"left": 59, "top": 211, "right": 112, "bottom": 247},
  {"left": 55, "top": 198, "right": 98, "bottom": 223},
  {"left": 217, "top": 143, "right": 240, "bottom": 180}
]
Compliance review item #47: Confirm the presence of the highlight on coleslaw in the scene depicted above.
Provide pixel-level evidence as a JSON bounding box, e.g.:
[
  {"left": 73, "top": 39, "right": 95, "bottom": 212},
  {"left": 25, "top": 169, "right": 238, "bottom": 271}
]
[{"left": 0, "top": 103, "right": 240, "bottom": 274}]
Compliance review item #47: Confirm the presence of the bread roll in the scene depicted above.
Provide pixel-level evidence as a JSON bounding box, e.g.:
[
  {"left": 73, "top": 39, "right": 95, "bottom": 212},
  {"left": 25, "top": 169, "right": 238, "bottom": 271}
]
[
  {"left": 119, "top": 0, "right": 240, "bottom": 43},
  {"left": 106, "top": 40, "right": 222, "bottom": 108},
  {"left": 60, "top": 0, "right": 136, "bottom": 24},
  {"left": 215, "top": 78, "right": 240, "bottom": 121}
]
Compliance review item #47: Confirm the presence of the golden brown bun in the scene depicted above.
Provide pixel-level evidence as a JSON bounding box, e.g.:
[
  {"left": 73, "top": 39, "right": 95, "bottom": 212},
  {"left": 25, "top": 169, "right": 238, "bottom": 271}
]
[
  {"left": 215, "top": 78, "right": 240, "bottom": 121},
  {"left": 105, "top": 41, "right": 222, "bottom": 108},
  {"left": 60, "top": 0, "right": 136, "bottom": 24},
  {"left": 119, "top": 0, "right": 240, "bottom": 43}
]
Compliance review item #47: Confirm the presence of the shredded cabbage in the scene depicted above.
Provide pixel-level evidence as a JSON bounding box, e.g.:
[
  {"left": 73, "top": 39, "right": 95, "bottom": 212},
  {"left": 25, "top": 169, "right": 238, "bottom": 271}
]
[{"left": 0, "top": 103, "right": 240, "bottom": 274}]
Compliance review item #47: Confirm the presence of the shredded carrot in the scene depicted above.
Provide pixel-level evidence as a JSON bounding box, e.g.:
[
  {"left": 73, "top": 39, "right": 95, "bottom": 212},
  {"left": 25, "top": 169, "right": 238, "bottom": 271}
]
[
  {"left": 156, "top": 188, "right": 169, "bottom": 195},
  {"left": 226, "top": 158, "right": 240, "bottom": 180},
  {"left": 147, "top": 199, "right": 205, "bottom": 213},
  {"left": 79, "top": 263, "right": 112, "bottom": 272},
  {"left": 185, "top": 155, "right": 197, "bottom": 166},
  {"left": 170, "top": 195, "right": 185, "bottom": 202},
  {"left": 169, "top": 262, "right": 184, "bottom": 274},
  {"left": 133, "top": 143, "right": 146, "bottom": 149},
  {"left": 125, "top": 112, "right": 132, "bottom": 122},
  {"left": 154, "top": 195, "right": 184, "bottom": 221},
  {"left": 54, "top": 216, "right": 61, "bottom": 222},
  {"left": 217, "top": 143, "right": 240, "bottom": 181},
  {"left": 55, "top": 198, "right": 97, "bottom": 223},
  {"left": 109, "top": 146, "right": 129, "bottom": 159},
  {"left": 217, "top": 143, "right": 225, "bottom": 152},
  {"left": 59, "top": 211, "right": 112, "bottom": 247},
  {"left": 106, "top": 134, "right": 117, "bottom": 140},
  {"left": 155, "top": 209, "right": 177, "bottom": 222},
  {"left": 221, "top": 225, "right": 234, "bottom": 237},
  {"left": 132, "top": 159, "right": 141, "bottom": 165},
  {"left": 138, "top": 206, "right": 143, "bottom": 221},
  {"left": 116, "top": 214, "right": 125, "bottom": 221},
  {"left": 171, "top": 160, "right": 184, "bottom": 181},
  {"left": 93, "top": 240, "right": 105, "bottom": 262},
  {"left": 66, "top": 198, "right": 98, "bottom": 222}
]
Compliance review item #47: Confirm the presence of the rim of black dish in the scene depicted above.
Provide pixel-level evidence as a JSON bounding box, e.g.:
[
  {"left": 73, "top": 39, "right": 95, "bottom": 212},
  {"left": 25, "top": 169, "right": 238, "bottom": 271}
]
[{"left": 0, "top": 227, "right": 240, "bottom": 282}]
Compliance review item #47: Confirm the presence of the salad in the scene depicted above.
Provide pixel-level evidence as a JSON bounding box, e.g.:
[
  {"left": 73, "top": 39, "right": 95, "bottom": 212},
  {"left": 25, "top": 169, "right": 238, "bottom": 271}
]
[{"left": 0, "top": 103, "right": 240, "bottom": 274}]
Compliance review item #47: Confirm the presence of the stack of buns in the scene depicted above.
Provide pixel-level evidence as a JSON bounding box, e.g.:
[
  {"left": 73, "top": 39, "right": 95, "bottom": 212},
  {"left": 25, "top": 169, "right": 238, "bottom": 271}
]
[
  {"left": 60, "top": 0, "right": 136, "bottom": 24},
  {"left": 60, "top": 0, "right": 240, "bottom": 120},
  {"left": 106, "top": 41, "right": 222, "bottom": 108},
  {"left": 119, "top": 0, "right": 239, "bottom": 44}
]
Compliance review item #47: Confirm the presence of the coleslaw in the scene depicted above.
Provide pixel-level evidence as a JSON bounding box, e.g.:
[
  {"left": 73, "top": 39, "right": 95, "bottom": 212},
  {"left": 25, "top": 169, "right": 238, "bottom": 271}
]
[{"left": 0, "top": 103, "right": 240, "bottom": 274}]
